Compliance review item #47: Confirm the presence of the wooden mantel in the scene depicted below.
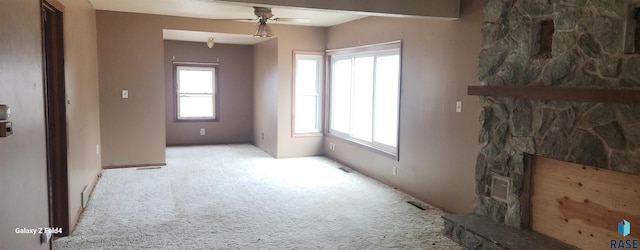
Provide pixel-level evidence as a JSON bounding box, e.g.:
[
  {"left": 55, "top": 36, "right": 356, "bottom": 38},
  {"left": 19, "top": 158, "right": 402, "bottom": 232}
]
[{"left": 468, "top": 85, "right": 640, "bottom": 104}]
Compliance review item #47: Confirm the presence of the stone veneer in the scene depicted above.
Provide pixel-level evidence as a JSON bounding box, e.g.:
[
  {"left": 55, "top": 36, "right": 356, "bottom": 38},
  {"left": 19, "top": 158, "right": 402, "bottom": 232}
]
[{"left": 475, "top": 0, "right": 640, "bottom": 228}]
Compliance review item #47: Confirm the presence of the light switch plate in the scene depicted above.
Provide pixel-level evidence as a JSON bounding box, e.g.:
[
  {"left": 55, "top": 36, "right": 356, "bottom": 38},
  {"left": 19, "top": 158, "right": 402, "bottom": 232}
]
[
  {"left": 122, "top": 90, "right": 129, "bottom": 99},
  {"left": 456, "top": 101, "right": 462, "bottom": 113}
]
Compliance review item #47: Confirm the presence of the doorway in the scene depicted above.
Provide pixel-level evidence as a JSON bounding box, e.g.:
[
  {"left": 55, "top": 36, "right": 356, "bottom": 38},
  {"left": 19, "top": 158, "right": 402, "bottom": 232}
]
[{"left": 42, "top": 0, "right": 69, "bottom": 237}]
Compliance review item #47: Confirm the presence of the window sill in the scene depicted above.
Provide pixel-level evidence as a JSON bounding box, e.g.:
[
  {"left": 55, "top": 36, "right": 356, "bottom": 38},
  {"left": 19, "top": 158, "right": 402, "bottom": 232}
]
[
  {"left": 292, "top": 132, "right": 324, "bottom": 138},
  {"left": 326, "top": 134, "right": 399, "bottom": 161},
  {"left": 174, "top": 118, "right": 219, "bottom": 123}
]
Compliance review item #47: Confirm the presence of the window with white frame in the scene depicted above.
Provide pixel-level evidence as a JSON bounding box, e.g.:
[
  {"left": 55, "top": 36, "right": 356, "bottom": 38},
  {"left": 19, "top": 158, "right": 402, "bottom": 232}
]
[
  {"left": 293, "top": 52, "right": 323, "bottom": 135},
  {"left": 328, "top": 41, "right": 401, "bottom": 157},
  {"left": 175, "top": 64, "right": 218, "bottom": 121}
]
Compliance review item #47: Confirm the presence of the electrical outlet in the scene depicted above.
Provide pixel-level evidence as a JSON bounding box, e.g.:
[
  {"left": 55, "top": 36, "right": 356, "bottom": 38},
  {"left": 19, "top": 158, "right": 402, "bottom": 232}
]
[
  {"left": 393, "top": 166, "right": 398, "bottom": 176},
  {"left": 200, "top": 128, "right": 205, "bottom": 135},
  {"left": 329, "top": 143, "right": 336, "bottom": 151},
  {"left": 456, "top": 101, "right": 462, "bottom": 113}
]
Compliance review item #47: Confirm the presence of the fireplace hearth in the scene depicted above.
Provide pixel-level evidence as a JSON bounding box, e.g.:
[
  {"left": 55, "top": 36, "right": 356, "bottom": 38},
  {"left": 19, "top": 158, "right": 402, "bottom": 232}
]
[{"left": 443, "top": 213, "right": 577, "bottom": 250}]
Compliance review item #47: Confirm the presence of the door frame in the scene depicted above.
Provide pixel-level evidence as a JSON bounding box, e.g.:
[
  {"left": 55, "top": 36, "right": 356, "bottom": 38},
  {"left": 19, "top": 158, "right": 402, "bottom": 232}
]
[{"left": 42, "top": 0, "right": 69, "bottom": 237}]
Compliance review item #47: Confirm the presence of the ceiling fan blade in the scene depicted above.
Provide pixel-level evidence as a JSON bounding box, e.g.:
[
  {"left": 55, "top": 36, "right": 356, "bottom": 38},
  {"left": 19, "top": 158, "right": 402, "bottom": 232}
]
[
  {"left": 211, "top": 18, "right": 258, "bottom": 21},
  {"left": 272, "top": 18, "right": 311, "bottom": 23}
]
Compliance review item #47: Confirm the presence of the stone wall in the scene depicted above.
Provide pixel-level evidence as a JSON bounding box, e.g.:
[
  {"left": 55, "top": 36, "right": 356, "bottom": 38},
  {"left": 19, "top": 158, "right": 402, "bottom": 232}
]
[{"left": 476, "top": 0, "right": 640, "bottom": 227}]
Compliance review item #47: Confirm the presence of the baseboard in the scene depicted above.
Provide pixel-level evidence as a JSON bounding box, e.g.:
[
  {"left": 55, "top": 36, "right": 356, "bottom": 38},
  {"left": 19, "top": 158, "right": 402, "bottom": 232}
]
[
  {"left": 102, "top": 163, "right": 166, "bottom": 169},
  {"left": 166, "top": 142, "right": 252, "bottom": 147},
  {"left": 69, "top": 171, "right": 101, "bottom": 234}
]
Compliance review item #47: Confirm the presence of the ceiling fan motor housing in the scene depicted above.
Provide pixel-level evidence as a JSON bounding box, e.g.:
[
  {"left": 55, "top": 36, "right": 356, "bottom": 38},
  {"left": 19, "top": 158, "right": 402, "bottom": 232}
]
[{"left": 254, "top": 7, "right": 274, "bottom": 20}]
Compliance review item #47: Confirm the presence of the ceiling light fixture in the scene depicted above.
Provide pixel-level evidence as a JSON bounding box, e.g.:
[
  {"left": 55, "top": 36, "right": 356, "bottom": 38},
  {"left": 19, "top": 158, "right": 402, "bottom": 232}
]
[
  {"left": 206, "top": 37, "right": 215, "bottom": 48},
  {"left": 254, "top": 19, "right": 274, "bottom": 37}
]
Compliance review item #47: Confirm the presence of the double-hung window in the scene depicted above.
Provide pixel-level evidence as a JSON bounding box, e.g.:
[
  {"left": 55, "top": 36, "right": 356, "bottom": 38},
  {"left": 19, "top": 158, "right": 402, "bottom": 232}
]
[
  {"left": 328, "top": 41, "right": 401, "bottom": 157},
  {"left": 293, "top": 52, "right": 324, "bottom": 135},
  {"left": 174, "top": 63, "right": 218, "bottom": 121}
]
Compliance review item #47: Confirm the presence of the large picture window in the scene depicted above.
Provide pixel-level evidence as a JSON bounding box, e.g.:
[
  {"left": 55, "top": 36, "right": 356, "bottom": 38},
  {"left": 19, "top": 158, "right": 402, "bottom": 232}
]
[
  {"left": 174, "top": 63, "right": 218, "bottom": 121},
  {"left": 328, "top": 41, "right": 401, "bottom": 157},
  {"left": 293, "top": 51, "right": 324, "bottom": 135}
]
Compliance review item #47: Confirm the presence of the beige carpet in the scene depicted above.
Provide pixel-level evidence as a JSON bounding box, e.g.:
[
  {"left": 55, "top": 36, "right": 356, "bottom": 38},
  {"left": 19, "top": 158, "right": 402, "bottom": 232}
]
[{"left": 54, "top": 144, "right": 463, "bottom": 249}]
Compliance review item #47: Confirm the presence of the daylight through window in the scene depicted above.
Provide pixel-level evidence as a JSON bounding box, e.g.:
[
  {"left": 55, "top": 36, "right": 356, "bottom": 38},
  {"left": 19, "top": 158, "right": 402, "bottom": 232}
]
[
  {"left": 293, "top": 52, "right": 324, "bottom": 135},
  {"left": 328, "top": 41, "right": 401, "bottom": 157},
  {"left": 175, "top": 64, "right": 217, "bottom": 121}
]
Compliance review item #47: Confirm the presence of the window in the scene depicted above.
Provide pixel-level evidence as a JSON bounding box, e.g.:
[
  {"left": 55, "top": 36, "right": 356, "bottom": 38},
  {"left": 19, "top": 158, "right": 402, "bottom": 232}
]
[
  {"left": 328, "top": 41, "right": 401, "bottom": 157},
  {"left": 174, "top": 63, "right": 218, "bottom": 121},
  {"left": 293, "top": 52, "right": 324, "bottom": 135}
]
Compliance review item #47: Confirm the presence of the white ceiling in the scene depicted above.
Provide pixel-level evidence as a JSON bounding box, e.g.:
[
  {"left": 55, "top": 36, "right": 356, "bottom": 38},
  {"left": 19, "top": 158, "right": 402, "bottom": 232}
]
[
  {"left": 89, "top": 0, "right": 366, "bottom": 45},
  {"left": 88, "top": 0, "right": 365, "bottom": 27},
  {"left": 163, "top": 29, "right": 273, "bottom": 45}
]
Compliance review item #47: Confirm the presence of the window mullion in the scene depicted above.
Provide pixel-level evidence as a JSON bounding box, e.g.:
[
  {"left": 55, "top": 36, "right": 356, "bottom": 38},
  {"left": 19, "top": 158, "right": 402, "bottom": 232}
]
[
  {"left": 330, "top": 59, "right": 335, "bottom": 131},
  {"left": 349, "top": 56, "right": 356, "bottom": 137},
  {"left": 371, "top": 55, "right": 378, "bottom": 144}
]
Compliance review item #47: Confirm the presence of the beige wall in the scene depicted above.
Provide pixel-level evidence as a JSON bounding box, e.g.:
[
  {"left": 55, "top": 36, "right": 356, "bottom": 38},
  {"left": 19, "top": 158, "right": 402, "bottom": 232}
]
[
  {"left": 0, "top": 0, "right": 101, "bottom": 247},
  {"left": 324, "top": 0, "right": 483, "bottom": 213},
  {"left": 253, "top": 38, "right": 279, "bottom": 156},
  {"left": 164, "top": 41, "right": 254, "bottom": 146},
  {"left": 96, "top": 11, "right": 327, "bottom": 163},
  {"left": 59, "top": 0, "right": 103, "bottom": 232},
  {"left": 96, "top": 12, "right": 256, "bottom": 167},
  {"left": 252, "top": 24, "right": 327, "bottom": 158},
  {"left": 272, "top": 25, "right": 326, "bottom": 158},
  {"left": 0, "top": 1, "right": 49, "bottom": 248},
  {"left": 96, "top": 11, "right": 168, "bottom": 167}
]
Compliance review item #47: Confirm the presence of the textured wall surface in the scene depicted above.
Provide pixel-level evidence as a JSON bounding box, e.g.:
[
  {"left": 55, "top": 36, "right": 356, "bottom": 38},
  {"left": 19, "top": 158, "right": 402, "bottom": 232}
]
[
  {"left": 476, "top": 0, "right": 640, "bottom": 227},
  {"left": 164, "top": 41, "right": 254, "bottom": 146},
  {"left": 325, "top": 0, "right": 484, "bottom": 214},
  {"left": 58, "top": 0, "right": 103, "bottom": 232},
  {"left": 96, "top": 11, "right": 327, "bottom": 166},
  {"left": 0, "top": 0, "right": 102, "bottom": 247}
]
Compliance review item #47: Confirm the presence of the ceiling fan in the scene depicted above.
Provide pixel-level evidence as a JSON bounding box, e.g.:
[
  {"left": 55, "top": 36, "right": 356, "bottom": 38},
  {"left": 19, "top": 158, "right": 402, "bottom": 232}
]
[{"left": 230, "top": 7, "right": 311, "bottom": 37}]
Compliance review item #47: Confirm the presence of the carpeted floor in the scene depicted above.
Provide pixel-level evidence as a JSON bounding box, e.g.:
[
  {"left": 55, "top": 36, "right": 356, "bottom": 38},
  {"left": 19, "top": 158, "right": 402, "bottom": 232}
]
[{"left": 54, "top": 144, "right": 463, "bottom": 249}]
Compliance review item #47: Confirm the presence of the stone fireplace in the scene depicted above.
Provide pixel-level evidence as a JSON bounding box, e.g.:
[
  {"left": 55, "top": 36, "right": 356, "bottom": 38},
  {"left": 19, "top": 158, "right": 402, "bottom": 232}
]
[{"left": 444, "top": 0, "right": 640, "bottom": 249}]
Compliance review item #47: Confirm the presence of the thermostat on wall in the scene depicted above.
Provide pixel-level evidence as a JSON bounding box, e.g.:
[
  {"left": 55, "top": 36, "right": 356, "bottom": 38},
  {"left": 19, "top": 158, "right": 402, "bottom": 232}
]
[{"left": 0, "top": 121, "right": 12, "bottom": 137}]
